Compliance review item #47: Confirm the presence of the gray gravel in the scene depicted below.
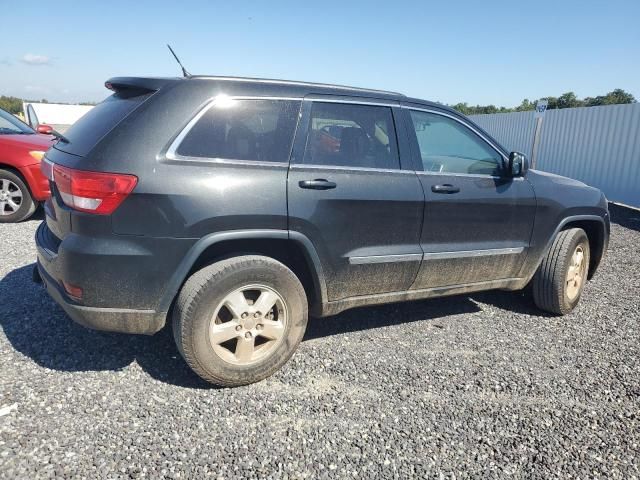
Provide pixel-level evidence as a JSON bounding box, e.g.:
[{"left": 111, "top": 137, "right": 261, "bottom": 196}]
[{"left": 1, "top": 206, "right": 639, "bottom": 479}]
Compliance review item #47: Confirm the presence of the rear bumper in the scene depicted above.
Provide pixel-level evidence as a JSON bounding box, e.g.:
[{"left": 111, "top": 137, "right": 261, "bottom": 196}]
[
  {"left": 35, "top": 221, "right": 168, "bottom": 335},
  {"left": 37, "top": 261, "right": 165, "bottom": 334}
]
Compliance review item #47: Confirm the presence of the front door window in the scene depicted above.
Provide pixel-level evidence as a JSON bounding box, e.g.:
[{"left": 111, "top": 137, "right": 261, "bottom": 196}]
[{"left": 409, "top": 110, "right": 502, "bottom": 175}]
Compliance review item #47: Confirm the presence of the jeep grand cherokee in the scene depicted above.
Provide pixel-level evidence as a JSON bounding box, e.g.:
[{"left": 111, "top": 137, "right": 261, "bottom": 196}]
[{"left": 35, "top": 76, "right": 610, "bottom": 386}]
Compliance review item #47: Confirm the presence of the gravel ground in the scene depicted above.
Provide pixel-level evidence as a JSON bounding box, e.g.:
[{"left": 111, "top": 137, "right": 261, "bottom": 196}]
[{"left": 1, "top": 206, "right": 638, "bottom": 479}]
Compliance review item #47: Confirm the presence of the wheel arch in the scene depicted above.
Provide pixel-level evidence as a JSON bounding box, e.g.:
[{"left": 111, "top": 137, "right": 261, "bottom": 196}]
[
  {"left": 546, "top": 215, "right": 608, "bottom": 280},
  {"left": 158, "top": 230, "right": 328, "bottom": 316}
]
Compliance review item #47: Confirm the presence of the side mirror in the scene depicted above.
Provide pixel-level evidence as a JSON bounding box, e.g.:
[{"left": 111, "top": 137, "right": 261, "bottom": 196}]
[
  {"left": 37, "top": 124, "right": 53, "bottom": 135},
  {"left": 508, "top": 151, "right": 528, "bottom": 177}
]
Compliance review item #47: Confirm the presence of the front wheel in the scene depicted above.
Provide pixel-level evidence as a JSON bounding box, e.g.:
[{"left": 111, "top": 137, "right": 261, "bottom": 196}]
[
  {"left": 172, "top": 255, "right": 308, "bottom": 387},
  {"left": 532, "top": 228, "right": 590, "bottom": 315},
  {"left": 0, "top": 169, "right": 36, "bottom": 223}
]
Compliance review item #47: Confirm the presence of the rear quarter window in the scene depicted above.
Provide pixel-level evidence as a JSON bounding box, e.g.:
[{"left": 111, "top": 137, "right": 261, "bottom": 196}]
[
  {"left": 55, "top": 92, "right": 153, "bottom": 156},
  {"left": 173, "top": 99, "right": 301, "bottom": 163}
]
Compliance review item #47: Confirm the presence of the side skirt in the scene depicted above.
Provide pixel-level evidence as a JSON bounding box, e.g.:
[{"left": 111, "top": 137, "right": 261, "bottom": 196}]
[{"left": 318, "top": 277, "right": 523, "bottom": 317}]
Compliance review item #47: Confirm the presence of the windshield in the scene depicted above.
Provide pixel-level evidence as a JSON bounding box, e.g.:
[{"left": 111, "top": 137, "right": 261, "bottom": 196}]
[{"left": 0, "top": 109, "right": 35, "bottom": 135}]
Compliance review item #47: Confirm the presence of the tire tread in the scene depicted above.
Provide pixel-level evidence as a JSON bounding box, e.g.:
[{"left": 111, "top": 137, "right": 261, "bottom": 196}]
[{"left": 532, "top": 228, "right": 589, "bottom": 315}]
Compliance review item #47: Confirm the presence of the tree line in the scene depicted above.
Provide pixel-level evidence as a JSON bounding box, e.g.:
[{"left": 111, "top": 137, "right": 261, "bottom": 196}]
[{"left": 451, "top": 89, "right": 636, "bottom": 115}]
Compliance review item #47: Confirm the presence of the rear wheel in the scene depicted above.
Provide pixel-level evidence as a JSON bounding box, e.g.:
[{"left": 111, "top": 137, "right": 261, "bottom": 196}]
[
  {"left": 172, "top": 255, "right": 308, "bottom": 387},
  {"left": 0, "top": 169, "right": 36, "bottom": 223},
  {"left": 532, "top": 228, "right": 590, "bottom": 315}
]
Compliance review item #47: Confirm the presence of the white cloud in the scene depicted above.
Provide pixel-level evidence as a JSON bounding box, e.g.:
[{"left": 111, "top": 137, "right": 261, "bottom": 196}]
[{"left": 21, "top": 54, "right": 51, "bottom": 66}]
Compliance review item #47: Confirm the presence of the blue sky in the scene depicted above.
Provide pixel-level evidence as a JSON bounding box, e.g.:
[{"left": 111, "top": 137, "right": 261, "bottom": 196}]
[{"left": 2, "top": 0, "right": 639, "bottom": 106}]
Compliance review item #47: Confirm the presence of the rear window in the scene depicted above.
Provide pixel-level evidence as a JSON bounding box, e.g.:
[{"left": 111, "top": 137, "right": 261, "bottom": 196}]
[
  {"left": 174, "top": 99, "right": 301, "bottom": 163},
  {"left": 54, "top": 92, "right": 152, "bottom": 156}
]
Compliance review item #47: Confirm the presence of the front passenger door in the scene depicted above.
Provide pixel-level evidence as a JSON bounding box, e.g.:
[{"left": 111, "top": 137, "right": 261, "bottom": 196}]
[{"left": 404, "top": 107, "right": 537, "bottom": 289}]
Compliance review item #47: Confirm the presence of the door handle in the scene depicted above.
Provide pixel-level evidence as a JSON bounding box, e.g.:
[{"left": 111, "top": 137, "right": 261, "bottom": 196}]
[
  {"left": 431, "top": 184, "right": 460, "bottom": 194},
  {"left": 299, "top": 179, "right": 337, "bottom": 190}
]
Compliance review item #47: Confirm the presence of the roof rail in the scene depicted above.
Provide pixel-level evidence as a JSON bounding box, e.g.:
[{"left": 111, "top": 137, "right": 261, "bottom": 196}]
[{"left": 189, "top": 75, "right": 406, "bottom": 97}]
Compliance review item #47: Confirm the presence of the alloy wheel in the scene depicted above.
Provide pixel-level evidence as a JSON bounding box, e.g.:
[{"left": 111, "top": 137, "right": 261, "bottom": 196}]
[
  {"left": 209, "top": 284, "right": 288, "bottom": 365},
  {"left": 0, "top": 179, "right": 23, "bottom": 216}
]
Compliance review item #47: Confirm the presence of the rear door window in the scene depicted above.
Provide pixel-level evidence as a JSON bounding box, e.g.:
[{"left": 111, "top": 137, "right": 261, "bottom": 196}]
[
  {"left": 301, "top": 102, "right": 400, "bottom": 169},
  {"left": 174, "top": 99, "right": 301, "bottom": 163},
  {"left": 55, "top": 92, "right": 153, "bottom": 156}
]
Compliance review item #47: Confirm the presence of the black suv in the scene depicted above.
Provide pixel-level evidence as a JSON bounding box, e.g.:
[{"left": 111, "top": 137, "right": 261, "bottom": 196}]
[{"left": 35, "top": 76, "right": 610, "bottom": 386}]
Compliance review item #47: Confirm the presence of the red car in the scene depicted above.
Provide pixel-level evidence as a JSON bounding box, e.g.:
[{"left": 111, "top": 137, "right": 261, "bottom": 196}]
[{"left": 0, "top": 108, "right": 55, "bottom": 222}]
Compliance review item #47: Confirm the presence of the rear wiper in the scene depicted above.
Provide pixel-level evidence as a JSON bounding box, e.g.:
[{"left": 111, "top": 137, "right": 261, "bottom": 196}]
[{"left": 50, "top": 129, "right": 70, "bottom": 144}]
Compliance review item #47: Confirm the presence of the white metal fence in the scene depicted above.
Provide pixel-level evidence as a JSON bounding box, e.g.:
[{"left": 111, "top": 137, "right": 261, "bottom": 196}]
[{"left": 470, "top": 103, "right": 640, "bottom": 208}]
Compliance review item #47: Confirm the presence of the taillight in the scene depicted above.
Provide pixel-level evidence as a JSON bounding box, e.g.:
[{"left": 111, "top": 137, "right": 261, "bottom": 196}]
[
  {"left": 41, "top": 158, "right": 54, "bottom": 180},
  {"left": 52, "top": 164, "right": 137, "bottom": 215}
]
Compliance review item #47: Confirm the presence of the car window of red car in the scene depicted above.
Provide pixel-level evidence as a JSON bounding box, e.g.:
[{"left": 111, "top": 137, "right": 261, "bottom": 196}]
[{"left": 0, "top": 109, "right": 35, "bottom": 135}]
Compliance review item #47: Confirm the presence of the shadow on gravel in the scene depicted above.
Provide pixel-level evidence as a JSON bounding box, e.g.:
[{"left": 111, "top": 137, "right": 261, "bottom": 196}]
[
  {"left": 304, "top": 288, "right": 542, "bottom": 341},
  {"left": 609, "top": 203, "right": 640, "bottom": 232},
  {"left": 1, "top": 263, "right": 537, "bottom": 388},
  {"left": 470, "top": 289, "right": 543, "bottom": 315},
  {"left": 0, "top": 264, "right": 212, "bottom": 390},
  {"left": 304, "top": 297, "right": 481, "bottom": 340}
]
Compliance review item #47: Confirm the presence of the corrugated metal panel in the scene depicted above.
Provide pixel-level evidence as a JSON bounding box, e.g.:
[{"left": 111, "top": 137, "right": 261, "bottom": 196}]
[
  {"left": 471, "top": 104, "right": 640, "bottom": 208},
  {"left": 470, "top": 110, "right": 536, "bottom": 158}
]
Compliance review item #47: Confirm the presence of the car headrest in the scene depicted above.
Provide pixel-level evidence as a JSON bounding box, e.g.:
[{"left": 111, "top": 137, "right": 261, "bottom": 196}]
[{"left": 340, "top": 127, "right": 369, "bottom": 159}]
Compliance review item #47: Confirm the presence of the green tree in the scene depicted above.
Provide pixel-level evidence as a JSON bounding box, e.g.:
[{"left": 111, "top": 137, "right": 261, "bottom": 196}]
[
  {"left": 0, "top": 96, "right": 24, "bottom": 115},
  {"left": 556, "top": 92, "right": 584, "bottom": 109},
  {"left": 451, "top": 102, "right": 471, "bottom": 115},
  {"left": 514, "top": 99, "right": 535, "bottom": 112},
  {"left": 543, "top": 96, "right": 559, "bottom": 109},
  {"left": 585, "top": 88, "right": 636, "bottom": 106}
]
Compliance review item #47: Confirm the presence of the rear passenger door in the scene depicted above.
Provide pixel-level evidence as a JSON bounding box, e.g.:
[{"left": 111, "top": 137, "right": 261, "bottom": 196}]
[{"left": 287, "top": 97, "right": 425, "bottom": 301}]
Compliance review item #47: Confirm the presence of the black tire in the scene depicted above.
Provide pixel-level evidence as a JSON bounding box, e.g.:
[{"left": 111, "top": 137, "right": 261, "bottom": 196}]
[
  {"left": 172, "top": 255, "right": 308, "bottom": 387},
  {"left": 0, "top": 169, "right": 36, "bottom": 223},
  {"left": 532, "top": 228, "right": 590, "bottom": 315}
]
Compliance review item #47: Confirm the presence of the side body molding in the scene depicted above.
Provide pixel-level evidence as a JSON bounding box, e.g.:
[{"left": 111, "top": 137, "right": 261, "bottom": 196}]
[{"left": 157, "top": 229, "right": 328, "bottom": 314}]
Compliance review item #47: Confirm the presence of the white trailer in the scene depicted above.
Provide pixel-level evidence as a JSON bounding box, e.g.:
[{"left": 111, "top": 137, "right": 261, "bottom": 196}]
[{"left": 22, "top": 102, "right": 94, "bottom": 133}]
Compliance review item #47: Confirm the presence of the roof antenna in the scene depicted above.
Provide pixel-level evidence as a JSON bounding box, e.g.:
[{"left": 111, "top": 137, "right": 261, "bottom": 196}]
[{"left": 167, "top": 44, "right": 191, "bottom": 78}]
